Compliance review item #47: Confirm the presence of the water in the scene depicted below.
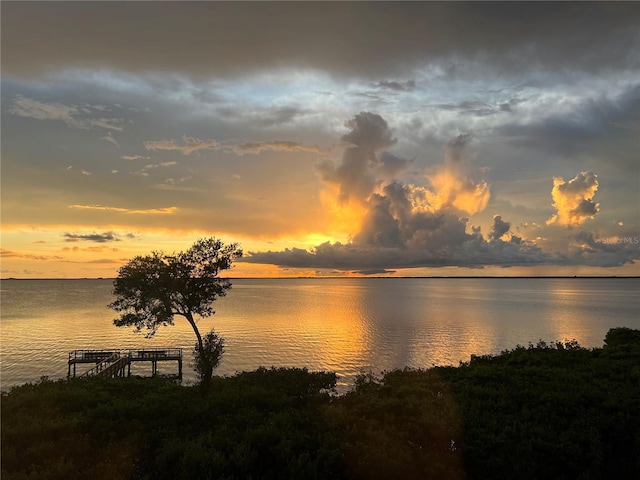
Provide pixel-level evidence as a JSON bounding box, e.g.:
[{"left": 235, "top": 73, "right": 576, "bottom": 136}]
[{"left": 1, "top": 278, "right": 638, "bottom": 391}]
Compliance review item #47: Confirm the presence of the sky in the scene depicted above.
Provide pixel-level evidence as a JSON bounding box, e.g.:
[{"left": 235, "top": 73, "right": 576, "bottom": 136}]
[{"left": 1, "top": 1, "right": 639, "bottom": 278}]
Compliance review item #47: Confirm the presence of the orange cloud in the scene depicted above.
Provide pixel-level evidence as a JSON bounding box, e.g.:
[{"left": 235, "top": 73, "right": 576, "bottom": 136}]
[
  {"left": 547, "top": 172, "right": 599, "bottom": 227},
  {"left": 0, "top": 248, "right": 63, "bottom": 261},
  {"left": 68, "top": 205, "right": 177, "bottom": 215}
]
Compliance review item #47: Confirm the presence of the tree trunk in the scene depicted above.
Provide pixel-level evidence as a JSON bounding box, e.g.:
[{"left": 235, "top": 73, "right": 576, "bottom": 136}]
[{"left": 185, "top": 312, "right": 212, "bottom": 386}]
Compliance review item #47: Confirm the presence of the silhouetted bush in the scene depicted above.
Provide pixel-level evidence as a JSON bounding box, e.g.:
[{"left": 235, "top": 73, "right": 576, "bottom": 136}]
[{"left": 2, "top": 328, "right": 639, "bottom": 479}]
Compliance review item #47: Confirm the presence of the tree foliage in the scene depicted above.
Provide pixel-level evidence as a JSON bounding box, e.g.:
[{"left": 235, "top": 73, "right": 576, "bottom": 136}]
[
  {"left": 109, "top": 237, "right": 242, "bottom": 383},
  {"left": 192, "top": 329, "right": 225, "bottom": 382},
  {"left": 2, "top": 329, "right": 639, "bottom": 479}
]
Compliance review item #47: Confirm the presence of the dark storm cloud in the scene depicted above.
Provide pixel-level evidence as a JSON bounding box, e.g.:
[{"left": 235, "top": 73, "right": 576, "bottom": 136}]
[
  {"left": 247, "top": 113, "right": 553, "bottom": 270},
  {"left": 243, "top": 112, "right": 639, "bottom": 272},
  {"left": 353, "top": 268, "right": 395, "bottom": 276},
  {"left": 499, "top": 84, "right": 640, "bottom": 164},
  {"left": 244, "top": 226, "right": 639, "bottom": 271},
  {"left": 3, "top": 2, "right": 637, "bottom": 79},
  {"left": 243, "top": 234, "right": 550, "bottom": 271},
  {"left": 489, "top": 215, "right": 511, "bottom": 241},
  {"left": 378, "top": 152, "right": 413, "bottom": 179},
  {"left": 317, "top": 112, "right": 401, "bottom": 204}
]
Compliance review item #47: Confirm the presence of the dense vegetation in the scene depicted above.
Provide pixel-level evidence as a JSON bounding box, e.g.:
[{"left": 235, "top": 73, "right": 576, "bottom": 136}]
[{"left": 2, "top": 328, "right": 639, "bottom": 479}]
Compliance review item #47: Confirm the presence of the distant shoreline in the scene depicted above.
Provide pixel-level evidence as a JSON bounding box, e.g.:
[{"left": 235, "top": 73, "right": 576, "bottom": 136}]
[{"left": 3, "top": 276, "right": 639, "bottom": 281}]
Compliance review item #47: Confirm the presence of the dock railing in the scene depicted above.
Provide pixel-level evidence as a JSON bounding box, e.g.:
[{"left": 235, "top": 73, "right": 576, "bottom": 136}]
[
  {"left": 68, "top": 348, "right": 182, "bottom": 379},
  {"left": 80, "top": 352, "right": 123, "bottom": 378}
]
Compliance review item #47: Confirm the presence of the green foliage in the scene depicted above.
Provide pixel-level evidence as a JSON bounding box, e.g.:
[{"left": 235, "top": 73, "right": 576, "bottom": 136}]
[
  {"left": 3, "top": 329, "right": 639, "bottom": 479},
  {"left": 109, "top": 237, "right": 242, "bottom": 383},
  {"left": 110, "top": 238, "right": 242, "bottom": 336},
  {"left": 604, "top": 326, "right": 640, "bottom": 349},
  {"left": 191, "top": 329, "right": 225, "bottom": 382}
]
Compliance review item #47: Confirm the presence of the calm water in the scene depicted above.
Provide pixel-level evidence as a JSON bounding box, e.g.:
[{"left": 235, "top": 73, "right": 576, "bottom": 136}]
[{"left": 1, "top": 278, "right": 638, "bottom": 391}]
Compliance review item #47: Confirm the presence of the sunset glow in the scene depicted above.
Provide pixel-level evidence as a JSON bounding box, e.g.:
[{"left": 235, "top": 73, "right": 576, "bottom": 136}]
[{"left": 1, "top": 2, "right": 638, "bottom": 278}]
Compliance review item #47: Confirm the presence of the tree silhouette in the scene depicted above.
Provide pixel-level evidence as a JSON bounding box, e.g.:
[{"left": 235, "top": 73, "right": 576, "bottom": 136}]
[{"left": 109, "top": 237, "right": 242, "bottom": 384}]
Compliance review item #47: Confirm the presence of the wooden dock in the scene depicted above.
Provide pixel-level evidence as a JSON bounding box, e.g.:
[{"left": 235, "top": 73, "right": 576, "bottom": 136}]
[{"left": 68, "top": 348, "right": 183, "bottom": 380}]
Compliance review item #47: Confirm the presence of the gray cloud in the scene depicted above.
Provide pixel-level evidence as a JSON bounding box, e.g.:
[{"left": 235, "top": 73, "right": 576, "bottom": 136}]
[
  {"left": 3, "top": 3, "right": 637, "bottom": 79},
  {"left": 435, "top": 100, "right": 502, "bottom": 118},
  {"left": 244, "top": 225, "right": 639, "bottom": 271},
  {"left": 121, "top": 155, "right": 150, "bottom": 161},
  {"left": 2, "top": 2, "right": 638, "bottom": 277},
  {"left": 243, "top": 235, "right": 550, "bottom": 271},
  {"left": 245, "top": 113, "right": 553, "bottom": 270},
  {"left": 498, "top": 83, "right": 640, "bottom": 165},
  {"left": 144, "top": 136, "right": 219, "bottom": 155},
  {"left": 572, "top": 231, "right": 640, "bottom": 267},
  {"left": 0, "top": 249, "right": 64, "bottom": 261},
  {"left": 490, "top": 215, "right": 511, "bottom": 241},
  {"left": 101, "top": 132, "right": 120, "bottom": 148},
  {"left": 229, "top": 141, "right": 327, "bottom": 156},
  {"left": 317, "top": 112, "right": 401, "bottom": 204},
  {"left": 216, "top": 105, "right": 309, "bottom": 128},
  {"left": 243, "top": 113, "right": 638, "bottom": 271},
  {"left": 377, "top": 80, "right": 416, "bottom": 92},
  {"left": 64, "top": 232, "right": 120, "bottom": 243},
  {"left": 8, "top": 94, "right": 125, "bottom": 131}
]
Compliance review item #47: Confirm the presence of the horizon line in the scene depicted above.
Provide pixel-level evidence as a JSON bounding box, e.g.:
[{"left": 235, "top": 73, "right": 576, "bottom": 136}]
[{"left": 2, "top": 275, "right": 639, "bottom": 281}]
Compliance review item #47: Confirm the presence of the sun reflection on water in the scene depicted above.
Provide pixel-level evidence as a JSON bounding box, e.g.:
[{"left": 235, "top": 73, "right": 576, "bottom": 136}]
[{"left": 2, "top": 278, "right": 638, "bottom": 392}]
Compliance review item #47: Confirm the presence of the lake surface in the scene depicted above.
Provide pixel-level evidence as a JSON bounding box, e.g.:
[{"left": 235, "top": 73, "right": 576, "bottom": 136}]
[{"left": 1, "top": 278, "right": 638, "bottom": 391}]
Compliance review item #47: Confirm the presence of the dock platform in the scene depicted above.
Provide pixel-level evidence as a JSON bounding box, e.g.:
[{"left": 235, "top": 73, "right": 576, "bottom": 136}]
[{"left": 68, "top": 348, "right": 183, "bottom": 380}]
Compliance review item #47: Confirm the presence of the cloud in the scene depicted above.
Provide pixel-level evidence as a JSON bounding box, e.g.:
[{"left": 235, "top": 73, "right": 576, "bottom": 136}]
[
  {"left": 8, "top": 95, "right": 125, "bottom": 131},
  {"left": 377, "top": 80, "right": 416, "bottom": 92},
  {"left": 229, "top": 141, "right": 327, "bottom": 156},
  {"left": 547, "top": 171, "right": 599, "bottom": 227},
  {"left": 63, "top": 245, "right": 118, "bottom": 253},
  {"left": 133, "top": 161, "right": 178, "bottom": 176},
  {"left": 120, "top": 155, "right": 150, "bottom": 161},
  {"left": 244, "top": 112, "right": 553, "bottom": 270},
  {"left": 101, "top": 132, "right": 120, "bottom": 148},
  {"left": 489, "top": 215, "right": 511, "bottom": 241},
  {"left": 243, "top": 235, "right": 549, "bottom": 271},
  {"left": 316, "top": 112, "right": 401, "bottom": 204},
  {"left": 435, "top": 100, "right": 502, "bottom": 118},
  {"left": 242, "top": 113, "right": 638, "bottom": 271},
  {"left": 422, "top": 134, "right": 491, "bottom": 216},
  {"left": 64, "top": 232, "right": 120, "bottom": 243},
  {"left": 497, "top": 83, "right": 640, "bottom": 166},
  {"left": 571, "top": 231, "right": 640, "bottom": 267},
  {"left": 0, "top": 248, "right": 63, "bottom": 261},
  {"left": 4, "top": 3, "right": 636, "bottom": 79},
  {"left": 68, "top": 204, "right": 177, "bottom": 215},
  {"left": 144, "top": 135, "right": 219, "bottom": 155},
  {"left": 354, "top": 268, "right": 395, "bottom": 276},
  {"left": 9, "top": 95, "right": 77, "bottom": 123},
  {"left": 82, "top": 258, "right": 122, "bottom": 264}
]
